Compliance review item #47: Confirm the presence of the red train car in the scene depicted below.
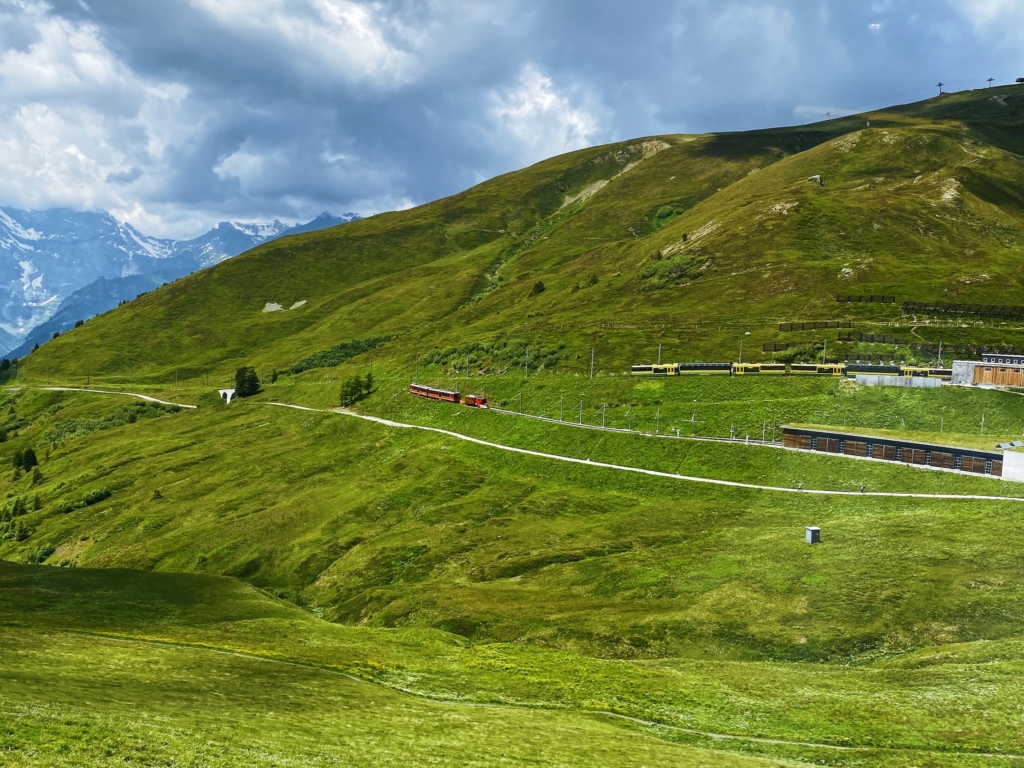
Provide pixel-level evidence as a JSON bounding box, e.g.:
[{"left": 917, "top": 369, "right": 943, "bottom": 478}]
[
  {"left": 409, "top": 382, "right": 460, "bottom": 403},
  {"left": 462, "top": 394, "right": 488, "bottom": 408}
]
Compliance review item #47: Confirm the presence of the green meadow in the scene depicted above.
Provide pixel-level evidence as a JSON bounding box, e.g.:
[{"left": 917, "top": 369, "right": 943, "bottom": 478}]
[{"left": 5, "top": 86, "right": 1024, "bottom": 765}]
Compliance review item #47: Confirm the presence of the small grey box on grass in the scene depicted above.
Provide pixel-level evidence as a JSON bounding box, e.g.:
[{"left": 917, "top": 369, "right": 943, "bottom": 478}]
[{"left": 806, "top": 526, "right": 821, "bottom": 544}]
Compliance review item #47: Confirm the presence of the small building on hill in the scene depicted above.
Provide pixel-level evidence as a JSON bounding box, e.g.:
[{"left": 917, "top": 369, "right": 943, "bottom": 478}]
[{"left": 952, "top": 359, "right": 1024, "bottom": 387}]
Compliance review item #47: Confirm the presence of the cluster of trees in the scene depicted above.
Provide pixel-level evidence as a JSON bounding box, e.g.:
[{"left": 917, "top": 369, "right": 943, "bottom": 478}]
[
  {"left": 234, "top": 366, "right": 261, "bottom": 397},
  {"left": 0, "top": 357, "right": 18, "bottom": 382},
  {"left": 340, "top": 372, "right": 374, "bottom": 406},
  {"left": 0, "top": 495, "right": 39, "bottom": 542},
  {"left": 12, "top": 448, "right": 37, "bottom": 471}
]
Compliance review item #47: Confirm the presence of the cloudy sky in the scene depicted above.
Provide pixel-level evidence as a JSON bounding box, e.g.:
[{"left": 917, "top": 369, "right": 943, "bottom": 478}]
[{"left": 0, "top": 0, "right": 1022, "bottom": 238}]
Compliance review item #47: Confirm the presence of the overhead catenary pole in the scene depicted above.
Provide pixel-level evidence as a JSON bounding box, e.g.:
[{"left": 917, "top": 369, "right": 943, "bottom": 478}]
[
  {"left": 590, "top": 348, "right": 595, "bottom": 379},
  {"left": 559, "top": 396, "right": 563, "bottom": 422},
  {"left": 739, "top": 337, "right": 743, "bottom": 364},
  {"left": 525, "top": 348, "right": 529, "bottom": 379},
  {"left": 657, "top": 344, "right": 662, "bottom": 365},
  {"left": 578, "top": 400, "right": 583, "bottom": 425}
]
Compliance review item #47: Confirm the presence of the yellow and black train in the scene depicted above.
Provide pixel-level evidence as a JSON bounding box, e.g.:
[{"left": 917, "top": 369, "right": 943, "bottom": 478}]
[{"left": 631, "top": 362, "right": 952, "bottom": 379}]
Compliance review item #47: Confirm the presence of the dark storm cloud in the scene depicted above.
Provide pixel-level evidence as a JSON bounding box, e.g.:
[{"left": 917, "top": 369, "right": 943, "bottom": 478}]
[{"left": 0, "top": 0, "right": 1021, "bottom": 236}]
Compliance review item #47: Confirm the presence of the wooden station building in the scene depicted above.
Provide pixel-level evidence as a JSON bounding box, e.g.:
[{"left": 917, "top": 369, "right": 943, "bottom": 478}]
[{"left": 952, "top": 354, "right": 1024, "bottom": 387}]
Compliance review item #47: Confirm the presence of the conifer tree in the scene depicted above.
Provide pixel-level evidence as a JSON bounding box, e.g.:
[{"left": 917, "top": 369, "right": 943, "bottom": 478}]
[
  {"left": 21, "top": 448, "right": 37, "bottom": 470},
  {"left": 234, "top": 366, "right": 260, "bottom": 397}
]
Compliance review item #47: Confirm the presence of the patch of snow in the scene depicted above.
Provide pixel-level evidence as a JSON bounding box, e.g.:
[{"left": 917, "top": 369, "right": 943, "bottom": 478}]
[
  {"left": 0, "top": 208, "right": 42, "bottom": 240},
  {"left": 289, "top": 300, "right": 307, "bottom": 309},
  {"left": 941, "top": 179, "right": 960, "bottom": 203},
  {"left": 766, "top": 201, "right": 799, "bottom": 215},
  {"left": 232, "top": 221, "right": 288, "bottom": 241},
  {"left": 263, "top": 303, "right": 283, "bottom": 312}
]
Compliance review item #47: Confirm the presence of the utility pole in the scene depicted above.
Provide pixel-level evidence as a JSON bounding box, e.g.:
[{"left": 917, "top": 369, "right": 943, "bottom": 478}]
[
  {"left": 938, "top": 342, "right": 943, "bottom": 366},
  {"left": 822, "top": 340, "right": 827, "bottom": 365},
  {"left": 987, "top": 77, "right": 995, "bottom": 88},
  {"left": 657, "top": 343, "right": 662, "bottom": 364},
  {"left": 627, "top": 406, "right": 632, "bottom": 430},
  {"left": 519, "top": 391, "right": 523, "bottom": 414},
  {"left": 578, "top": 400, "right": 583, "bottom": 425},
  {"left": 466, "top": 353, "right": 470, "bottom": 379},
  {"left": 415, "top": 356, "right": 419, "bottom": 380},
  {"left": 739, "top": 337, "right": 743, "bottom": 364},
  {"left": 763, "top": 421, "right": 766, "bottom": 442},
  {"left": 602, "top": 404, "right": 607, "bottom": 428},
  {"left": 936, "top": 81, "right": 944, "bottom": 95},
  {"left": 981, "top": 412, "right": 985, "bottom": 435},
  {"left": 525, "top": 348, "right": 529, "bottom": 379},
  {"left": 590, "top": 347, "right": 595, "bottom": 379},
  {"left": 655, "top": 408, "right": 660, "bottom": 435},
  {"left": 559, "top": 396, "right": 563, "bottom": 422}
]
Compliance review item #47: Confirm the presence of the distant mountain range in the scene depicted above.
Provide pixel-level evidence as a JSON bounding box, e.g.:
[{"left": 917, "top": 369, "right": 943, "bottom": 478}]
[{"left": 0, "top": 208, "right": 358, "bottom": 357}]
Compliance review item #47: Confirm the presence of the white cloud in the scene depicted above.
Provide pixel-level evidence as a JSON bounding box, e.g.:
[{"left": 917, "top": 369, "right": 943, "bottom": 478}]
[
  {"left": 948, "top": 0, "right": 1024, "bottom": 46},
  {"left": 490, "top": 64, "right": 599, "bottom": 164},
  {"left": 191, "top": 0, "right": 414, "bottom": 87},
  {"left": 0, "top": 1, "right": 195, "bottom": 230}
]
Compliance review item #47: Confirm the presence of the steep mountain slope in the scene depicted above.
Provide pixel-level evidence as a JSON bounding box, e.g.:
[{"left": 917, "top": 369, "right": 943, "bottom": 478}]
[{"left": 19, "top": 86, "right": 1024, "bottom": 385}]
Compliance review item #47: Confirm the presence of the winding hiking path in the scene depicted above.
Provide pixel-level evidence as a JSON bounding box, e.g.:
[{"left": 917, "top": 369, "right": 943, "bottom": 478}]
[
  {"left": 268, "top": 402, "right": 1024, "bottom": 502},
  {"left": 41, "top": 386, "right": 197, "bottom": 409}
]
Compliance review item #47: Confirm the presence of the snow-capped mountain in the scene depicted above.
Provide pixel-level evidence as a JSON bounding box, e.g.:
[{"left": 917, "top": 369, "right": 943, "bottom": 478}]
[{"left": 0, "top": 208, "right": 359, "bottom": 356}]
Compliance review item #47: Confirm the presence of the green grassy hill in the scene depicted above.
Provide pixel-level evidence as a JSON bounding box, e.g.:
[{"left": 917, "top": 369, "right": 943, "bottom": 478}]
[
  {"left": 17, "top": 85, "right": 1024, "bottom": 385},
  {"left": 6, "top": 88, "right": 1024, "bottom": 766}
]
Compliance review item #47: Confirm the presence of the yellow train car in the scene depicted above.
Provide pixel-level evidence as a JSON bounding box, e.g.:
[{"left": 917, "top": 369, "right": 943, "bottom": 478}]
[
  {"left": 630, "top": 363, "right": 679, "bottom": 376},
  {"left": 901, "top": 366, "right": 953, "bottom": 380},
  {"left": 791, "top": 363, "right": 847, "bottom": 376}
]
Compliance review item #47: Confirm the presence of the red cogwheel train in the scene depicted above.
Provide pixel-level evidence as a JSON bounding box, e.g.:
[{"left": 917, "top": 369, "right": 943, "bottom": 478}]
[{"left": 409, "top": 382, "right": 488, "bottom": 408}]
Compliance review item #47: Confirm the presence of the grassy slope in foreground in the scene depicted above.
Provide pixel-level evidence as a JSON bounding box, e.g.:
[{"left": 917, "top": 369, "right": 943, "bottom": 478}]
[
  {"left": 17, "top": 86, "right": 1024, "bottom": 385},
  {"left": 3, "top": 385, "right": 1024, "bottom": 666},
  {"left": 4, "top": 560, "right": 1024, "bottom": 767}
]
